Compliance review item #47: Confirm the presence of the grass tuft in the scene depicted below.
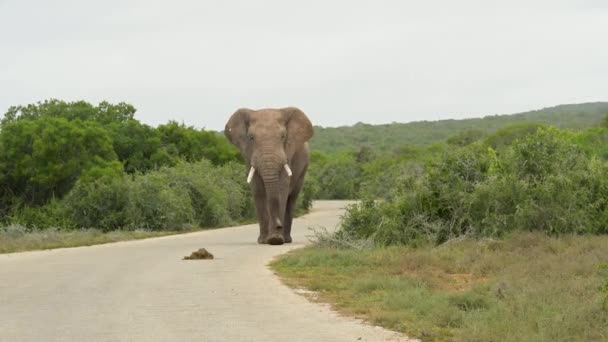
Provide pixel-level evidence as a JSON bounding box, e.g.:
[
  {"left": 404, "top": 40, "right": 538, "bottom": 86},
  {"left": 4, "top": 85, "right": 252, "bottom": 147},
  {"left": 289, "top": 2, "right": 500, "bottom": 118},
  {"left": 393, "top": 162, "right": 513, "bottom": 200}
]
[{"left": 0, "top": 224, "right": 177, "bottom": 254}]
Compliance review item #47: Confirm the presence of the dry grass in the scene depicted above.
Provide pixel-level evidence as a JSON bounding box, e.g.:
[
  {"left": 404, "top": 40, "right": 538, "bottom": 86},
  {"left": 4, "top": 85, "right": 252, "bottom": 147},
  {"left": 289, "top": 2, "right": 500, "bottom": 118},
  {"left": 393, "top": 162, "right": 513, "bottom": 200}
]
[
  {"left": 271, "top": 232, "right": 608, "bottom": 341},
  {"left": 0, "top": 225, "right": 177, "bottom": 254}
]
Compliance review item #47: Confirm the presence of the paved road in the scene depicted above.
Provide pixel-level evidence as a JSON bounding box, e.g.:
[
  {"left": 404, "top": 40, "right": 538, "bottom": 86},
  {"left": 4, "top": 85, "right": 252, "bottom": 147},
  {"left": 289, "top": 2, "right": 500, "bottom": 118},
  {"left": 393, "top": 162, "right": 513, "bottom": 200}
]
[{"left": 0, "top": 201, "right": 413, "bottom": 342}]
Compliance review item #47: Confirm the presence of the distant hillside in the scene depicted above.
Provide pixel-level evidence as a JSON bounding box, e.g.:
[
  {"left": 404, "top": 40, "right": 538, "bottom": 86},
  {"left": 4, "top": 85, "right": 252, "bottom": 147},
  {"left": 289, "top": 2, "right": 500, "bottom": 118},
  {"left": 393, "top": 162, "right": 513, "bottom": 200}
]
[{"left": 310, "top": 102, "right": 608, "bottom": 154}]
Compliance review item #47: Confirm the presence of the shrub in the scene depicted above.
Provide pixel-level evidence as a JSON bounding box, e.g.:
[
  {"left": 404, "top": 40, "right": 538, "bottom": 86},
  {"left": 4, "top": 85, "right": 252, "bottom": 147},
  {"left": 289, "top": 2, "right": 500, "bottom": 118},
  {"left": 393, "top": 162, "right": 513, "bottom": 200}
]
[
  {"left": 338, "top": 126, "right": 608, "bottom": 246},
  {"left": 297, "top": 175, "right": 318, "bottom": 212},
  {"left": 64, "top": 174, "right": 131, "bottom": 231},
  {"left": 446, "top": 129, "right": 485, "bottom": 147},
  {"left": 311, "top": 153, "right": 361, "bottom": 199},
  {"left": 7, "top": 199, "right": 73, "bottom": 230},
  {"left": 0, "top": 117, "right": 121, "bottom": 208},
  {"left": 483, "top": 123, "right": 545, "bottom": 150},
  {"left": 126, "top": 170, "right": 194, "bottom": 230},
  {"left": 63, "top": 160, "right": 255, "bottom": 231}
]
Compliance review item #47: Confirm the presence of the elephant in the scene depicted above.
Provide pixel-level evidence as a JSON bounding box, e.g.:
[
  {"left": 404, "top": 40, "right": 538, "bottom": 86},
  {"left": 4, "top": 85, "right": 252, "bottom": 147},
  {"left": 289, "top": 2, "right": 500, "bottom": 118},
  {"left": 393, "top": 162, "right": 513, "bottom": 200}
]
[{"left": 224, "top": 107, "right": 313, "bottom": 245}]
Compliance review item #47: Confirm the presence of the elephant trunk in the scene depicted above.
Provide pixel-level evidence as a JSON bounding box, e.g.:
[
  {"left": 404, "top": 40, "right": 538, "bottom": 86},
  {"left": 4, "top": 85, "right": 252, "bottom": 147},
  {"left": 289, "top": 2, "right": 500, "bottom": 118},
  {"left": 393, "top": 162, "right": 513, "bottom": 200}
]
[
  {"left": 259, "top": 163, "right": 283, "bottom": 226},
  {"left": 255, "top": 149, "right": 288, "bottom": 244}
]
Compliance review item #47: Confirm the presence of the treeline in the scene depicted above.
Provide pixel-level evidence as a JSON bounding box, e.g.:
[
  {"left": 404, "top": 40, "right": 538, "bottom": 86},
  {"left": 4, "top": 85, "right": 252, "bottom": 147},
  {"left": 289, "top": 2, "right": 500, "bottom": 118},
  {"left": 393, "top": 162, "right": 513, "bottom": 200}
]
[
  {"left": 0, "top": 100, "right": 266, "bottom": 230},
  {"left": 333, "top": 120, "right": 608, "bottom": 245},
  {"left": 311, "top": 102, "right": 608, "bottom": 154},
  {"left": 2, "top": 99, "right": 607, "bottom": 237}
]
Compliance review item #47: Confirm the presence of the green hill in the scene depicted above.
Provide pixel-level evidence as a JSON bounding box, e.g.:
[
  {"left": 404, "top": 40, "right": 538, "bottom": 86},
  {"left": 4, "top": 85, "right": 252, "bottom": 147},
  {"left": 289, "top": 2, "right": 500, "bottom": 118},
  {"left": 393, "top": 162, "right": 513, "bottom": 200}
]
[{"left": 310, "top": 102, "right": 608, "bottom": 154}]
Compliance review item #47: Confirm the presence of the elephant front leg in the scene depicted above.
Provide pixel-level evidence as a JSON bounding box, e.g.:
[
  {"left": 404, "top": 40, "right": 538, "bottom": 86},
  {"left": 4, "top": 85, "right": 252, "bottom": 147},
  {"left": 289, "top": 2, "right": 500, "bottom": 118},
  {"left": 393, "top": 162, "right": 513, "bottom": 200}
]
[
  {"left": 254, "top": 192, "right": 269, "bottom": 244},
  {"left": 265, "top": 196, "right": 287, "bottom": 245}
]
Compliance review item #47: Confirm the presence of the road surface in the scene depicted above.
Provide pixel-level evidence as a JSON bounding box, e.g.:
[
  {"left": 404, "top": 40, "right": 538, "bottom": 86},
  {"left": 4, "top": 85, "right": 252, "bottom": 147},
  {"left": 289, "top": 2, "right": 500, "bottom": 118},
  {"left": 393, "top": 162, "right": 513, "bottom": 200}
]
[{"left": 0, "top": 201, "right": 413, "bottom": 342}]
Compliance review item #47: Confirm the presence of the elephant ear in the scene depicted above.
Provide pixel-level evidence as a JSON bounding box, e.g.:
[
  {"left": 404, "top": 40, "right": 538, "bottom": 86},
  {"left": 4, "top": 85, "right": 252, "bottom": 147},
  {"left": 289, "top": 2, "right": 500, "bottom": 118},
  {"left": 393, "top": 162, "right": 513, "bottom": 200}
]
[
  {"left": 224, "top": 108, "right": 252, "bottom": 153},
  {"left": 281, "top": 107, "right": 313, "bottom": 158}
]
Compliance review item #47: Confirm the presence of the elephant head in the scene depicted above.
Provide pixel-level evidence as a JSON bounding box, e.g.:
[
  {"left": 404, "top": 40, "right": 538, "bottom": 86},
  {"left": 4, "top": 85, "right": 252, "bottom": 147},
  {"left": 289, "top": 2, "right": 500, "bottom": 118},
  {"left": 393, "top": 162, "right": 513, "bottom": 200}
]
[{"left": 224, "top": 107, "right": 313, "bottom": 245}]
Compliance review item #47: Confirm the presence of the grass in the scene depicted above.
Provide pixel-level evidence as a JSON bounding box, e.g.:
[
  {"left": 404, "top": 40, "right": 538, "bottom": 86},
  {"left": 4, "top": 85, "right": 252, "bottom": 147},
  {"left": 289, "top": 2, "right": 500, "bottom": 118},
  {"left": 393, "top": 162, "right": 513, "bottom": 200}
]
[
  {"left": 270, "top": 232, "right": 608, "bottom": 341},
  {"left": 0, "top": 210, "right": 306, "bottom": 254},
  {"left": 0, "top": 225, "right": 181, "bottom": 254}
]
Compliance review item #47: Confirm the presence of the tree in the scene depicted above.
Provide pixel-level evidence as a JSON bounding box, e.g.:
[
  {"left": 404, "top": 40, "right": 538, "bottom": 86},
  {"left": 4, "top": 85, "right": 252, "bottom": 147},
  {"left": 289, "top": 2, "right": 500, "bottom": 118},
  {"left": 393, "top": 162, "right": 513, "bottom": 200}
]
[
  {"left": 106, "top": 120, "right": 175, "bottom": 173},
  {"left": 446, "top": 129, "right": 485, "bottom": 147},
  {"left": 0, "top": 117, "right": 122, "bottom": 208},
  {"left": 157, "top": 121, "right": 239, "bottom": 165},
  {"left": 1, "top": 99, "right": 135, "bottom": 127}
]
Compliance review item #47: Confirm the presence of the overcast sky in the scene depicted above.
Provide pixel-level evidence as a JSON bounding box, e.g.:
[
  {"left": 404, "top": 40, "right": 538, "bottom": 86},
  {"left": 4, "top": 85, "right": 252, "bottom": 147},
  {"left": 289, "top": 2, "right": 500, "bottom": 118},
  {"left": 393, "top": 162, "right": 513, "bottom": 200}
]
[{"left": 0, "top": 1, "right": 606, "bottom": 130}]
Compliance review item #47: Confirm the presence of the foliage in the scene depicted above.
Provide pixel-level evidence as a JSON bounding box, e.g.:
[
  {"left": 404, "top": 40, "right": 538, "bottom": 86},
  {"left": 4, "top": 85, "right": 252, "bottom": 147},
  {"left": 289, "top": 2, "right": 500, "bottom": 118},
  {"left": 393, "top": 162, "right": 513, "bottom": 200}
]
[
  {"left": 446, "top": 129, "right": 485, "bottom": 147},
  {"left": 482, "top": 122, "right": 545, "bottom": 149},
  {"left": 106, "top": 120, "right": 175, "bottom": 173},
  {"left": 63, "top": 160, "right": 254, "bottom": 231},
  {"left": 572, "top": 127, "right": 608, "bottom": 160},
  {"left": 156, "top": 121, "right": 240, "bottom": 165},
  {"left": 0, "top": 99, "right": 242, "bottom": 227},
  {"left": 0, "top": 117, "right": 122, "bottom": 211},
  {"left": 7, "top": 199, "right": 73, "bottom": 230},
  {"left": 309, "top": 152, "right": 361, "bottom": 199},
  {"left": 297, "top": 176, "right": 318, "bottom": 212},
  {"left": 2, "top": 98, "right": 606, "bottom": 235},
  {"left": 338, "top": 126, "right": 608, "bottom": 246},
  {"left": 1, "top": 99, "right": 239, "bottom": 173},
  {"left": 1, "top": 99, "right": 136, "bottom": 126},
  {"left": 311, "top": 102, "right": 608, "bottom": 154}
]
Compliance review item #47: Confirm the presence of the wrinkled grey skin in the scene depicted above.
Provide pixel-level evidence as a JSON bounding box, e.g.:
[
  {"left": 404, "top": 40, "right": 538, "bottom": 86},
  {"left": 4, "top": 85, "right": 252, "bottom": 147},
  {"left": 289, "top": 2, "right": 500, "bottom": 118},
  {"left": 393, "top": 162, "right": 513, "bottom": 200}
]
[{"left": 225, "top": 108, "right": 313, "bottom": 245}]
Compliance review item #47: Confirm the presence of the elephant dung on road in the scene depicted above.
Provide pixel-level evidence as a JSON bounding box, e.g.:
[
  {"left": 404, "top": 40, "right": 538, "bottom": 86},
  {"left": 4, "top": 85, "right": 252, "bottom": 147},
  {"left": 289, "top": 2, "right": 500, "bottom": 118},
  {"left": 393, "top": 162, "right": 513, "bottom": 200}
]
[{"left": 224, "top": 107, "right": 313, "bottom": 245}]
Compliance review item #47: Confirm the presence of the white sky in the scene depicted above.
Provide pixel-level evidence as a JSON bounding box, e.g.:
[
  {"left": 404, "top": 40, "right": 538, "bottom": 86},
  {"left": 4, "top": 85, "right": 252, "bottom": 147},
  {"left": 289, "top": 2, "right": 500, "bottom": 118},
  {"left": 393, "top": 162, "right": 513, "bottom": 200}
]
[{"left": 0, "top": 0, "right": 606, "bottom": 130}]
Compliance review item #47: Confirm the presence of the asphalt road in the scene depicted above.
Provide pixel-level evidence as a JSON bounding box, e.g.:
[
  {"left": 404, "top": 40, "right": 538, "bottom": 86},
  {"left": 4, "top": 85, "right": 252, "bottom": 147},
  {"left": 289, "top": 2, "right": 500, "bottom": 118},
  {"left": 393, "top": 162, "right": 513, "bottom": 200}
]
[{"left": 0, "top": 201, "right": 413, "bottom": 342}]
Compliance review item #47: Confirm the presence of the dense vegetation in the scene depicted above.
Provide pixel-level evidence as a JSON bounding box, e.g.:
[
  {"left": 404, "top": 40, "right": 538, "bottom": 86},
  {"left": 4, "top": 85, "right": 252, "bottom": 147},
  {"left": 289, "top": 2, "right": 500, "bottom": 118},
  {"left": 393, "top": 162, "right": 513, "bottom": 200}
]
[
  {"left": 0, "top": 100, "right": 277, "bottom": 232},
  {"left": 1, "top": 99, "right": 606, "bottom": 245},
  {"left": 311, "top": 102, "right": 608, "bottom": 154},
  {"left": 333, "top": 125, "right": 608, "bottom": 246}
]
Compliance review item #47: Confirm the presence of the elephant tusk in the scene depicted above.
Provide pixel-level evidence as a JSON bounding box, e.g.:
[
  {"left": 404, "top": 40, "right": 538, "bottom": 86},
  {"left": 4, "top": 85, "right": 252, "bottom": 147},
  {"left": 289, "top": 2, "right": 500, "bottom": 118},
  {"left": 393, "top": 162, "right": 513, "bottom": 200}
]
[
  {"left": 284, "top": 164, "right": 293, "bottom": 177},
  {"left": 247, "top": 167, "right": 255, "bottom": 183}
]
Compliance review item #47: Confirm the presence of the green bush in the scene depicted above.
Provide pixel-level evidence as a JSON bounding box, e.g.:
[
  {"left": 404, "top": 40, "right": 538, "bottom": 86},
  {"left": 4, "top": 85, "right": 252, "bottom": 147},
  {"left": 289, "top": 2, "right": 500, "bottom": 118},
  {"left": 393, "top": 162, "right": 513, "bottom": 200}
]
[
  {"left": 8, "top": 199, "right": 74, "bottom": 230},
  {"left": 339, "top": 126, "right": 608, "bottom": 246},
  {"left": 63, "top": 160, "right": 255, "bottom": 231},
  {"left": 310, "top": 153, "right": 361, "bottom": 199},
  {"left": 64, "top": 174, "right": 131, "bottom": 231},
  {"left": 573, "top": 127, "right": 608, "bottom": 160},
  {"left": 483, "top": 123, "right": 545, "bottom": 149},
  {"left": 446, "top": 129, "right": 485, "bottom": 147},
  {"left": 0, "top": 98, "right": 252, "bottom": 230},
  {"left": 297, "top": 175, "right": 318, "bottom": 212},
  {"left": 126, "top": 171, "right": 194, "bottom": 230},
  {"left": 0, "top": 117, "right": 121, "bottom": 209}
]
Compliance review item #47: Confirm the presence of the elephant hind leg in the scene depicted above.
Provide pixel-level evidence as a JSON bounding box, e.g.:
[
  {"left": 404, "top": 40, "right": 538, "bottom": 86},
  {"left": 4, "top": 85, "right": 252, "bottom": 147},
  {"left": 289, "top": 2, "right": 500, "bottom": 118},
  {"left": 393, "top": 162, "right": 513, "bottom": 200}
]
[
  {"left": 283, "top": 189, "right": 299, "bottom": 243},
  {"left": 284, "top": 194, "right": 297, "bottom": 243},
  {"left": 284, "top": 177, "right": 305, "bottom": 243}
]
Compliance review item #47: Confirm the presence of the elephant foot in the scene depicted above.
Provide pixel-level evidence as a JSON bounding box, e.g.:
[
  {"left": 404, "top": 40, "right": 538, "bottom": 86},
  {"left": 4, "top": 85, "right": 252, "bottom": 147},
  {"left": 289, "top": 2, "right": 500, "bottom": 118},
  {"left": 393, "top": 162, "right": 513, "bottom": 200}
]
[
  {"left": 267, "top": 235, "right": 285, "bottom": 245},
  {"left": 257, "top": 235, "right": 268, "bottom": 244},
  {"left": 284, "top": 235, "right": 292, "bottom": 243}
]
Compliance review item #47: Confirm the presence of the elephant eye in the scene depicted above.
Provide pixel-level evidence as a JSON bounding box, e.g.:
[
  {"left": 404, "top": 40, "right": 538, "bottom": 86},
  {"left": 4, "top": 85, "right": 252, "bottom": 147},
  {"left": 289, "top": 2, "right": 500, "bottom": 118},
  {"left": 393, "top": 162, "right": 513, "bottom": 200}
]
[{"left": 248, "top": 133, "right": 254, "bottom": 141}]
